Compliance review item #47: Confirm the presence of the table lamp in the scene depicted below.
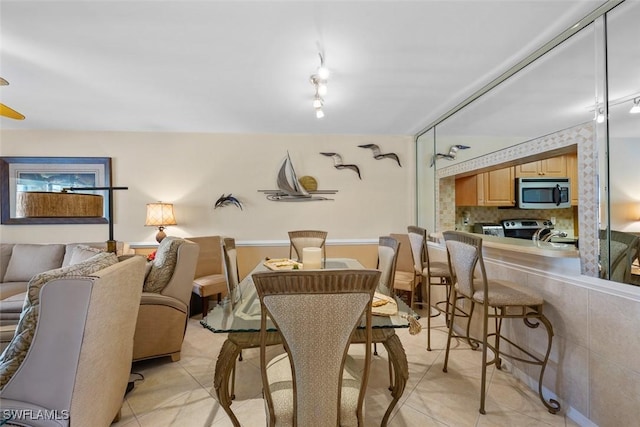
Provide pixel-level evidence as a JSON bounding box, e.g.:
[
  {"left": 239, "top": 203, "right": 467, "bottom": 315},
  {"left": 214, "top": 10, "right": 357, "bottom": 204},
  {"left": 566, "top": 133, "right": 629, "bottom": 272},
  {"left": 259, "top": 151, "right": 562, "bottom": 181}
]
[{"left": 145, "top": 202, "right": 177, "bottom": 243}]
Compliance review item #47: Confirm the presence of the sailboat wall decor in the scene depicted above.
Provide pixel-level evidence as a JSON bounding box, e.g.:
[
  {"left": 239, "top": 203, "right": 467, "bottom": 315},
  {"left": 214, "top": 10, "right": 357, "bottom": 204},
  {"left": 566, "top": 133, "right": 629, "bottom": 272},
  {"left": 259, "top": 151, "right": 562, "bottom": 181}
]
[{"left": 259, "top": 152, "right": 337, "bottom": 202}]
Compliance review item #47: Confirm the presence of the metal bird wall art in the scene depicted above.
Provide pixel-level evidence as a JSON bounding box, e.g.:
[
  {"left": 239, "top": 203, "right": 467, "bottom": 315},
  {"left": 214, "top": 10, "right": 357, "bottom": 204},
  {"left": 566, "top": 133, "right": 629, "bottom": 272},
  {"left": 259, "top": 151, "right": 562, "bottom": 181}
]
[
  {"left": 214, "top": 193, "right": 243, "bottom": 210},
  {"left": 319, "top": 152, "right": 362, "bottom": 180},
  {"left": 430, "top": 144, "right": 471, "bottom": 167},
  {"left": 358, "top": 144, "right": 401, "bottom": 167}
]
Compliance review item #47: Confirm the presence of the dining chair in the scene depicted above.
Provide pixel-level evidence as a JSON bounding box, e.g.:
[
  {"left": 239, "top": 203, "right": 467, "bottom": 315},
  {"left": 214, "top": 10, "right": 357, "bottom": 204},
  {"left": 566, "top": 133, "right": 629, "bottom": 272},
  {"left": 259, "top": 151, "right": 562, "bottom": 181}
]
[
  {"left": 189, "top": 236, "right": 227, "bottom": 316},
  {"left": 222, "top": 237, "right": 241, "bottom": 306},
  {"left": 252, "top": 269, "right": 380, "bottom": 427},
  {"left": 288, "top": 230, "right": 327, "bottom": 265},
  {"left": 442, "top": 231, "right": 560, "bottom": 415},
  {"left": 389, "top": 233, "right": 420, "bottom": 310},
  {"left": 407, "top": 225, "right": 453, "bottom": 351},
  {"left": 375, "top": 236, "right": 400, "bottom": 385},
  {"left": 222, "top": 237, "right": 243, "bottom": 400}
]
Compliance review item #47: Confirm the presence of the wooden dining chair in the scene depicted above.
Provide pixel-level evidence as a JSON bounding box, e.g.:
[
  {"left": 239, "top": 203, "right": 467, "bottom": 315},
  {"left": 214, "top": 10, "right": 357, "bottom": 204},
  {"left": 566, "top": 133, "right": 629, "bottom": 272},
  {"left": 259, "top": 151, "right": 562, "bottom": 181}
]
[
  {"left": 253, "top": 269, "right": 380, "bottom": 427},
  {"left": 287, "top": 230, "right": 327, "bottom": 264}
]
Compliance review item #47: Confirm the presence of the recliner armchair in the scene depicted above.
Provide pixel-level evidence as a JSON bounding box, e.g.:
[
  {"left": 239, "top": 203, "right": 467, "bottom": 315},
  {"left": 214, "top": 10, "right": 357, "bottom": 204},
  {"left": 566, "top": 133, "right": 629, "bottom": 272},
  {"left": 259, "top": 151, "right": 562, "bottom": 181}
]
[{"left": 133, "top": 237, "right": 199, "bottom": 362}]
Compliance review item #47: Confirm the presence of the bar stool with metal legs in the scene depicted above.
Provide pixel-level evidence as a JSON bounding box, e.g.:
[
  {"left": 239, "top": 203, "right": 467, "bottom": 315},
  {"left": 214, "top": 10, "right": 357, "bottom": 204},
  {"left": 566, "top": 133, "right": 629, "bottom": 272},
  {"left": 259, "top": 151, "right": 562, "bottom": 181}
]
[
  {"left": 441, "top": 231, "right": 560, "bottom": 415},
  {"left": 407, "top": 226, "right": 453, "bottom": 351}
]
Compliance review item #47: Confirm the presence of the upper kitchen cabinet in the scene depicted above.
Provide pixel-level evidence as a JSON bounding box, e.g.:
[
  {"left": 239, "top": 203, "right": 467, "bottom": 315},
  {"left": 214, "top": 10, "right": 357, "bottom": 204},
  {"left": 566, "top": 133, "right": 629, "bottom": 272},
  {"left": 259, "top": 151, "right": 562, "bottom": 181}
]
[
  {"left": 565, "top": 152, "right": 578, "bottom": 206},
  {"left": 515, "top": 155, "right": 567, "bottom": 178},
  {"left": 455, "top": 167, "right": 515, "bottom": 207},
  {"left": 482, "top": 167, "right": 515, "bottom": 206}
]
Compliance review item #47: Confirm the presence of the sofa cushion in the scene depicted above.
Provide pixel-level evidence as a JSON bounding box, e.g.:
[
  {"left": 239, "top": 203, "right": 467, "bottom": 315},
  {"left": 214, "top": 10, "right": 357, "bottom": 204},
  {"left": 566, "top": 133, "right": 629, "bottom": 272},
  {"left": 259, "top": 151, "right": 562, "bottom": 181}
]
[
  {"left": 2, "top": 244, "right": 65, "bottom": 283},
  {"left": 143, "top": 237, "right": 185, "bottom": 293},
  {"left": 0, "top": 251, "right": 118, "bottom": 390},
  {"left": 67, "top": 245, "right": 104, "bottom": 266}
]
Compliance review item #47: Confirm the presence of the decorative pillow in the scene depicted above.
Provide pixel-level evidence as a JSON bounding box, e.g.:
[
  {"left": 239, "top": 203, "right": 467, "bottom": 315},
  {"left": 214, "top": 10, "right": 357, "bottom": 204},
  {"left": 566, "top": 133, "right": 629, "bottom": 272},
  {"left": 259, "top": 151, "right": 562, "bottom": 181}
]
[
  {"left": 68, "top": 245, "right": 104, "bottom": 266},
  {"left": 0, "top": 251, "right": 118, "bottom": 390},
  {"left": 143, "top": 237, "right": 185, "bottom": 293},
  {"left": 2, "top": 244, "right": 66, "bottom": 282}
]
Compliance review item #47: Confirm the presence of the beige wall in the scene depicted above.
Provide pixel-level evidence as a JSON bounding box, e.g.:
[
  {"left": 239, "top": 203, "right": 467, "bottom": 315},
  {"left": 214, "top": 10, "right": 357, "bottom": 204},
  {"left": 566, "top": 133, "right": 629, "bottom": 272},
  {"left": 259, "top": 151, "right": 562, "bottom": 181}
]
[{"left": 0, "top": 130, "right": 415, "bottom": 244}]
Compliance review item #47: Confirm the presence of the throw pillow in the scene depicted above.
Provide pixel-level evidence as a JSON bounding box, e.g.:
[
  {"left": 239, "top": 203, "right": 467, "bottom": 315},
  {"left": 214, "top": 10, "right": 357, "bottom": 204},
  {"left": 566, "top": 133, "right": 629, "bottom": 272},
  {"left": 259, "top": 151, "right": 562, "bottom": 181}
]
[
  {"left": 143, "top": 237, "right": 185, "bottom": 293},
  {"left": 68, "top": 245, "right": 104, "bottom": 266},
  {"left": 2, "top": 244, "right": 66, "bottom": 282},
  {"left": 0, "top": 251, "right": 118, "bottom": 390}
]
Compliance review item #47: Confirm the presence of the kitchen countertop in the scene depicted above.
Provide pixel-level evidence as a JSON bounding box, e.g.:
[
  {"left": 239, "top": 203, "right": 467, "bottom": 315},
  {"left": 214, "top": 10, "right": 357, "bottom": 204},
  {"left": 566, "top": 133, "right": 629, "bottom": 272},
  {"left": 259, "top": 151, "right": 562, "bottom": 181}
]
[{"left": 431, "top": 232, "right": 580, "bottom": 258}]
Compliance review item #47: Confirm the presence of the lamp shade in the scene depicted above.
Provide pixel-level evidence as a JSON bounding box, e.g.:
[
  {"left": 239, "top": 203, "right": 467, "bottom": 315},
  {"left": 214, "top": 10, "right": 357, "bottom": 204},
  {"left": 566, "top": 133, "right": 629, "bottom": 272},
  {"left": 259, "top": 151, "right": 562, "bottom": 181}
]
[{"left": 145, "top": 203, "right": 177, "bottom": 227}]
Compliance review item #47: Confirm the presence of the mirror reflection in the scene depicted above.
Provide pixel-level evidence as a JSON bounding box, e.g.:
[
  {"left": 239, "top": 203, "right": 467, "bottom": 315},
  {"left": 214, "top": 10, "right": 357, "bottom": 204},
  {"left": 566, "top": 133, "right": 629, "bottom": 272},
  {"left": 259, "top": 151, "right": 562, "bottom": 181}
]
[
  {"left": 601, "top": 1, "right": 640, "bottom": 285},
  {"left": 417, "top": 0, "right": 639, "bottom": 286}
]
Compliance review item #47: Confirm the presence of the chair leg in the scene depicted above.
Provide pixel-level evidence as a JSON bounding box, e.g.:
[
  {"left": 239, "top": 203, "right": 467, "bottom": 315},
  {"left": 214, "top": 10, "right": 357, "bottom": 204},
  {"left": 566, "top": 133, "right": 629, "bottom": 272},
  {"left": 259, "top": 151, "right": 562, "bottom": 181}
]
[
  {"left": 442, "top": 289, "right": 457, "bottom": 373},
  {"left": 374, "top": 342, "right": 378, "bottom": 356},
  {"left": 202, "top": 296, "right": 209, "bottom": 318},
  {"left": 479, "top": 302, "right": 490, "bottom": 415},
  {"left": 426, "top": 279, "right": 432, "bottom": 351},
  {"left": 534, "top": 313, "right": 561, "bottom": 414}
]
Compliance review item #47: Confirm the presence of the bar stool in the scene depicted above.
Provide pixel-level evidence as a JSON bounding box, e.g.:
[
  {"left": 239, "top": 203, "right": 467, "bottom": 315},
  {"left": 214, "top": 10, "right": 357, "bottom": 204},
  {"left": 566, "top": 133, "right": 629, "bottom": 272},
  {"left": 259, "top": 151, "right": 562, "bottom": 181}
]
[
  {"left": 407, "top": 225, "right": 453, "bottom": 351},
  {"left": 442, "top": 231, "right": 560, "bottom": 415}
]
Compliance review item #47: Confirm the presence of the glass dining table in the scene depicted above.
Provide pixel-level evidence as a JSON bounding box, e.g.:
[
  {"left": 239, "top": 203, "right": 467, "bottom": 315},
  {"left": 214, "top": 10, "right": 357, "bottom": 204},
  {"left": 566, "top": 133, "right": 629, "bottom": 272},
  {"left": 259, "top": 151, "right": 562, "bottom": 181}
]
[{"left": 200, "top": 258, "right": 418, "bottom": 427}]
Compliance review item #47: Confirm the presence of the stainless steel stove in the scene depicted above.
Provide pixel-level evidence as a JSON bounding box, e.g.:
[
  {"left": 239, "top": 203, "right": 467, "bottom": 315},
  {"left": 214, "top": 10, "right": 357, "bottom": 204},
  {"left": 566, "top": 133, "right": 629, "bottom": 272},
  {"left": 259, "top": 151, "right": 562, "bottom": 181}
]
[{"left": 501, "top": 218, "right": 554, "bottom": 240}]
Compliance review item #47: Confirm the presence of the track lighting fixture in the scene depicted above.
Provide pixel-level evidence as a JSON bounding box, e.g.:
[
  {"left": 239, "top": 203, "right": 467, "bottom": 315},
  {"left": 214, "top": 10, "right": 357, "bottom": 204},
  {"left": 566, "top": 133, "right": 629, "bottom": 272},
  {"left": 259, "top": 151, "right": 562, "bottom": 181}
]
[
  {"left": 630, "top": 98, "right": 640, "bottom": 114},
  {"left": 310, "top": 52, "right": 329, "bottom": 119}
]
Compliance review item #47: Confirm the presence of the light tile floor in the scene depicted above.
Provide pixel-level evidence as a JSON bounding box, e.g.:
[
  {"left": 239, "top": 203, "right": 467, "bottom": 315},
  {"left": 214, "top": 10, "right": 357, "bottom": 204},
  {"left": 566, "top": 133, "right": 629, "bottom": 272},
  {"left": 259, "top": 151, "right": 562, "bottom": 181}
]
[{"left": 113, "top": 308, "right": 579, "bottom": 427}]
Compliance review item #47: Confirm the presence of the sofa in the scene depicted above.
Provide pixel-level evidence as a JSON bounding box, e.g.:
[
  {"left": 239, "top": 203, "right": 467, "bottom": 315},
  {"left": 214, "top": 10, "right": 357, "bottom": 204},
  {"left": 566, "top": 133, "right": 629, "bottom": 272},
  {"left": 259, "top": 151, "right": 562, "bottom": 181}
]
[
  {"left": 0, "top": 253, "right": 145, "bottom": 426},
  {"left": 0, "top": 242, "right": 133, "bottom": 327}
]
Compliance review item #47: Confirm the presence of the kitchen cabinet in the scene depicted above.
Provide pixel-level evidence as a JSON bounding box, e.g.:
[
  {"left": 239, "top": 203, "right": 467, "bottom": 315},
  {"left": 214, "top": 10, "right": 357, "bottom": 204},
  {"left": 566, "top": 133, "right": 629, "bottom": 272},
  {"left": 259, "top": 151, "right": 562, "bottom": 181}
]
[
  {"left": 455, "top": 167, "right": 515, "bottom": 207},
  {"left": 482, "top": 167, "right": 515, "bottom": 206},
  {"left": 565, "top": 152, "right": 578, "bottom": 206},
  {"left": 515, "top": 156, "right": 567, "bottom": 178},
  {"left": 455, "top": 175, "right": 479, "bottom": 206}
]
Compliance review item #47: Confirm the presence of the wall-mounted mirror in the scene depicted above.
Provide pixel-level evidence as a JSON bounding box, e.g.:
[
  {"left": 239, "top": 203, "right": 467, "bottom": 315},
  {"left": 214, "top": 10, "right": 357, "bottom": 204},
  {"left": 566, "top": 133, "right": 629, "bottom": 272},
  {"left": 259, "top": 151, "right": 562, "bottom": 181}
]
[
  {"left": 416, "top": 0, "right": 639, "bottom": 286},
  {"left": 602, "top": 1, "right": 640, "bottom": 285}
]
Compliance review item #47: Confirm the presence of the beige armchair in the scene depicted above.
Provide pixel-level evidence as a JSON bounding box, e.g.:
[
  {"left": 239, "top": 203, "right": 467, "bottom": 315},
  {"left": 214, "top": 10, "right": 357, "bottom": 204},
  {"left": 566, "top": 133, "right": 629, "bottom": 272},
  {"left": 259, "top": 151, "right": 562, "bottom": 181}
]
[
  {"left": 0, "top": 255, "right": 146, "bottom": 426},
  {"left": 133, "top": 237, "right": 199, "bottom": 362}
]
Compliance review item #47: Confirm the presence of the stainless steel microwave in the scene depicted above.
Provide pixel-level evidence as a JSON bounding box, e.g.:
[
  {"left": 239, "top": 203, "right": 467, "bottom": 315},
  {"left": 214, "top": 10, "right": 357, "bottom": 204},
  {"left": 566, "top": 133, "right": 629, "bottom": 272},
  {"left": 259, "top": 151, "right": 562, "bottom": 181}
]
[{"left": 516, "top": 177, "right": 571, "bottom": 209}]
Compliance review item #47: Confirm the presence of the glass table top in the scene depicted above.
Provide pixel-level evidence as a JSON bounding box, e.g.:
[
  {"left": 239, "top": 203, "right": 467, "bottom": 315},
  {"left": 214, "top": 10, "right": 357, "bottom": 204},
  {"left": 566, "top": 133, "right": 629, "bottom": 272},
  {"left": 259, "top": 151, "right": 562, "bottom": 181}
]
[{"left": 200, "top": 258, "right": 419, "bottom": 334}]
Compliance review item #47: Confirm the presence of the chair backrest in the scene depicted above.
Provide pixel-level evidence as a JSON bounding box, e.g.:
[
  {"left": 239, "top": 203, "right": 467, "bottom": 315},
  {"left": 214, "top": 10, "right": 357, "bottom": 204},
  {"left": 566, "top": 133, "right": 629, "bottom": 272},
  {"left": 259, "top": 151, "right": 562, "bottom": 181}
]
[
  {"left": 253, "top": 269, "right": 380, "bottom": 427},
  {"left": 390, "top": 233, "right": 415, "bottom": 274},
  {"left": 377, "top": 236, "right": 400, "bottom": 296},
  {"left": 187, "top": 236, "right": 224, "bottom": 278},
  {"left": 288, "top": 230, "right": 327, "bottom": 262},
  {"left": 407, "top": 225, "right": 428, "bottom": 274},
  {"left": 222, "top": 237, "right": 240, "bottom": 305},
  {"left": 442, "top": 231, "right": 485, "bottom": 299},
  {"left": 599, "top": 229, "right": 640, "bottom": 282}
]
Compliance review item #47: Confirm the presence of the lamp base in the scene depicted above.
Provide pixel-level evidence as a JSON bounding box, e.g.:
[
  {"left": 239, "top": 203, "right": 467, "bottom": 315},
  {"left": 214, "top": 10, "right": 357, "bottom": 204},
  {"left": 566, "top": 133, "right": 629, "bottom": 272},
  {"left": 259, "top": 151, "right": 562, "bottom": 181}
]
[
  {"left": 156, "top": 227, "right": 167, "bottom": 243},
  {"left": 107, "top": 240, "right": 117, "bottom": 253}
]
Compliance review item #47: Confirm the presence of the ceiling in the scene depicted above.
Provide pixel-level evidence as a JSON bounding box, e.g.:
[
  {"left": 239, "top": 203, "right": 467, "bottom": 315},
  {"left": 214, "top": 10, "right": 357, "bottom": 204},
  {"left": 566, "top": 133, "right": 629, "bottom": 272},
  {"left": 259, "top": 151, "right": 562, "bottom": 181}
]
[{"left": 0, "top": 0, "right": 608, "bottom": 136}]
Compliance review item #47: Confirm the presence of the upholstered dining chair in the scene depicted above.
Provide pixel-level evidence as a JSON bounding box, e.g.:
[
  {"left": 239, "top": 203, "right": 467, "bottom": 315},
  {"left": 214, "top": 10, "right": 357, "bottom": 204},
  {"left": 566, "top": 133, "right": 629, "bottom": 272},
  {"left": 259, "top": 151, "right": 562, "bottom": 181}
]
[
  {"left": 599, "top": 229, "right": 640, "bottom": 283},
  {"left": 189, "top": 236, "right": 227, "bottom": 316},
  {"left": 221, "top": 236, "right": 245, "bottom": 400},
  {"left": 288, "top": 230, "right": 327, "bottom": 265},
  {"left": 222, "top": 237, "right": 241, "bottom": 306},
  {"left": 252, "top": 269, "right": 380, "bottom": 427},
  {"left": 407, "top": 225, "right": 453, "bottom": 351},
  {"left": 442, "top": 231, "right": 560, "bottom": 415},
  {"left": 389, "top": 233, "right": 420, "bottom": 309},
  {"left": 374, "top": 236, "right": 399, "bottom": 360}
]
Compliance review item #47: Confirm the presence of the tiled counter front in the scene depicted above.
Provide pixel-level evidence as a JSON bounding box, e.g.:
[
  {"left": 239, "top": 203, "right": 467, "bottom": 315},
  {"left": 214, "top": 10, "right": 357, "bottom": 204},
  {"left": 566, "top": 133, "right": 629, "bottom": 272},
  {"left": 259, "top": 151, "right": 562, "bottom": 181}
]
[{"left": 428, "top": 241, "right": 640, "bottom": 427}]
